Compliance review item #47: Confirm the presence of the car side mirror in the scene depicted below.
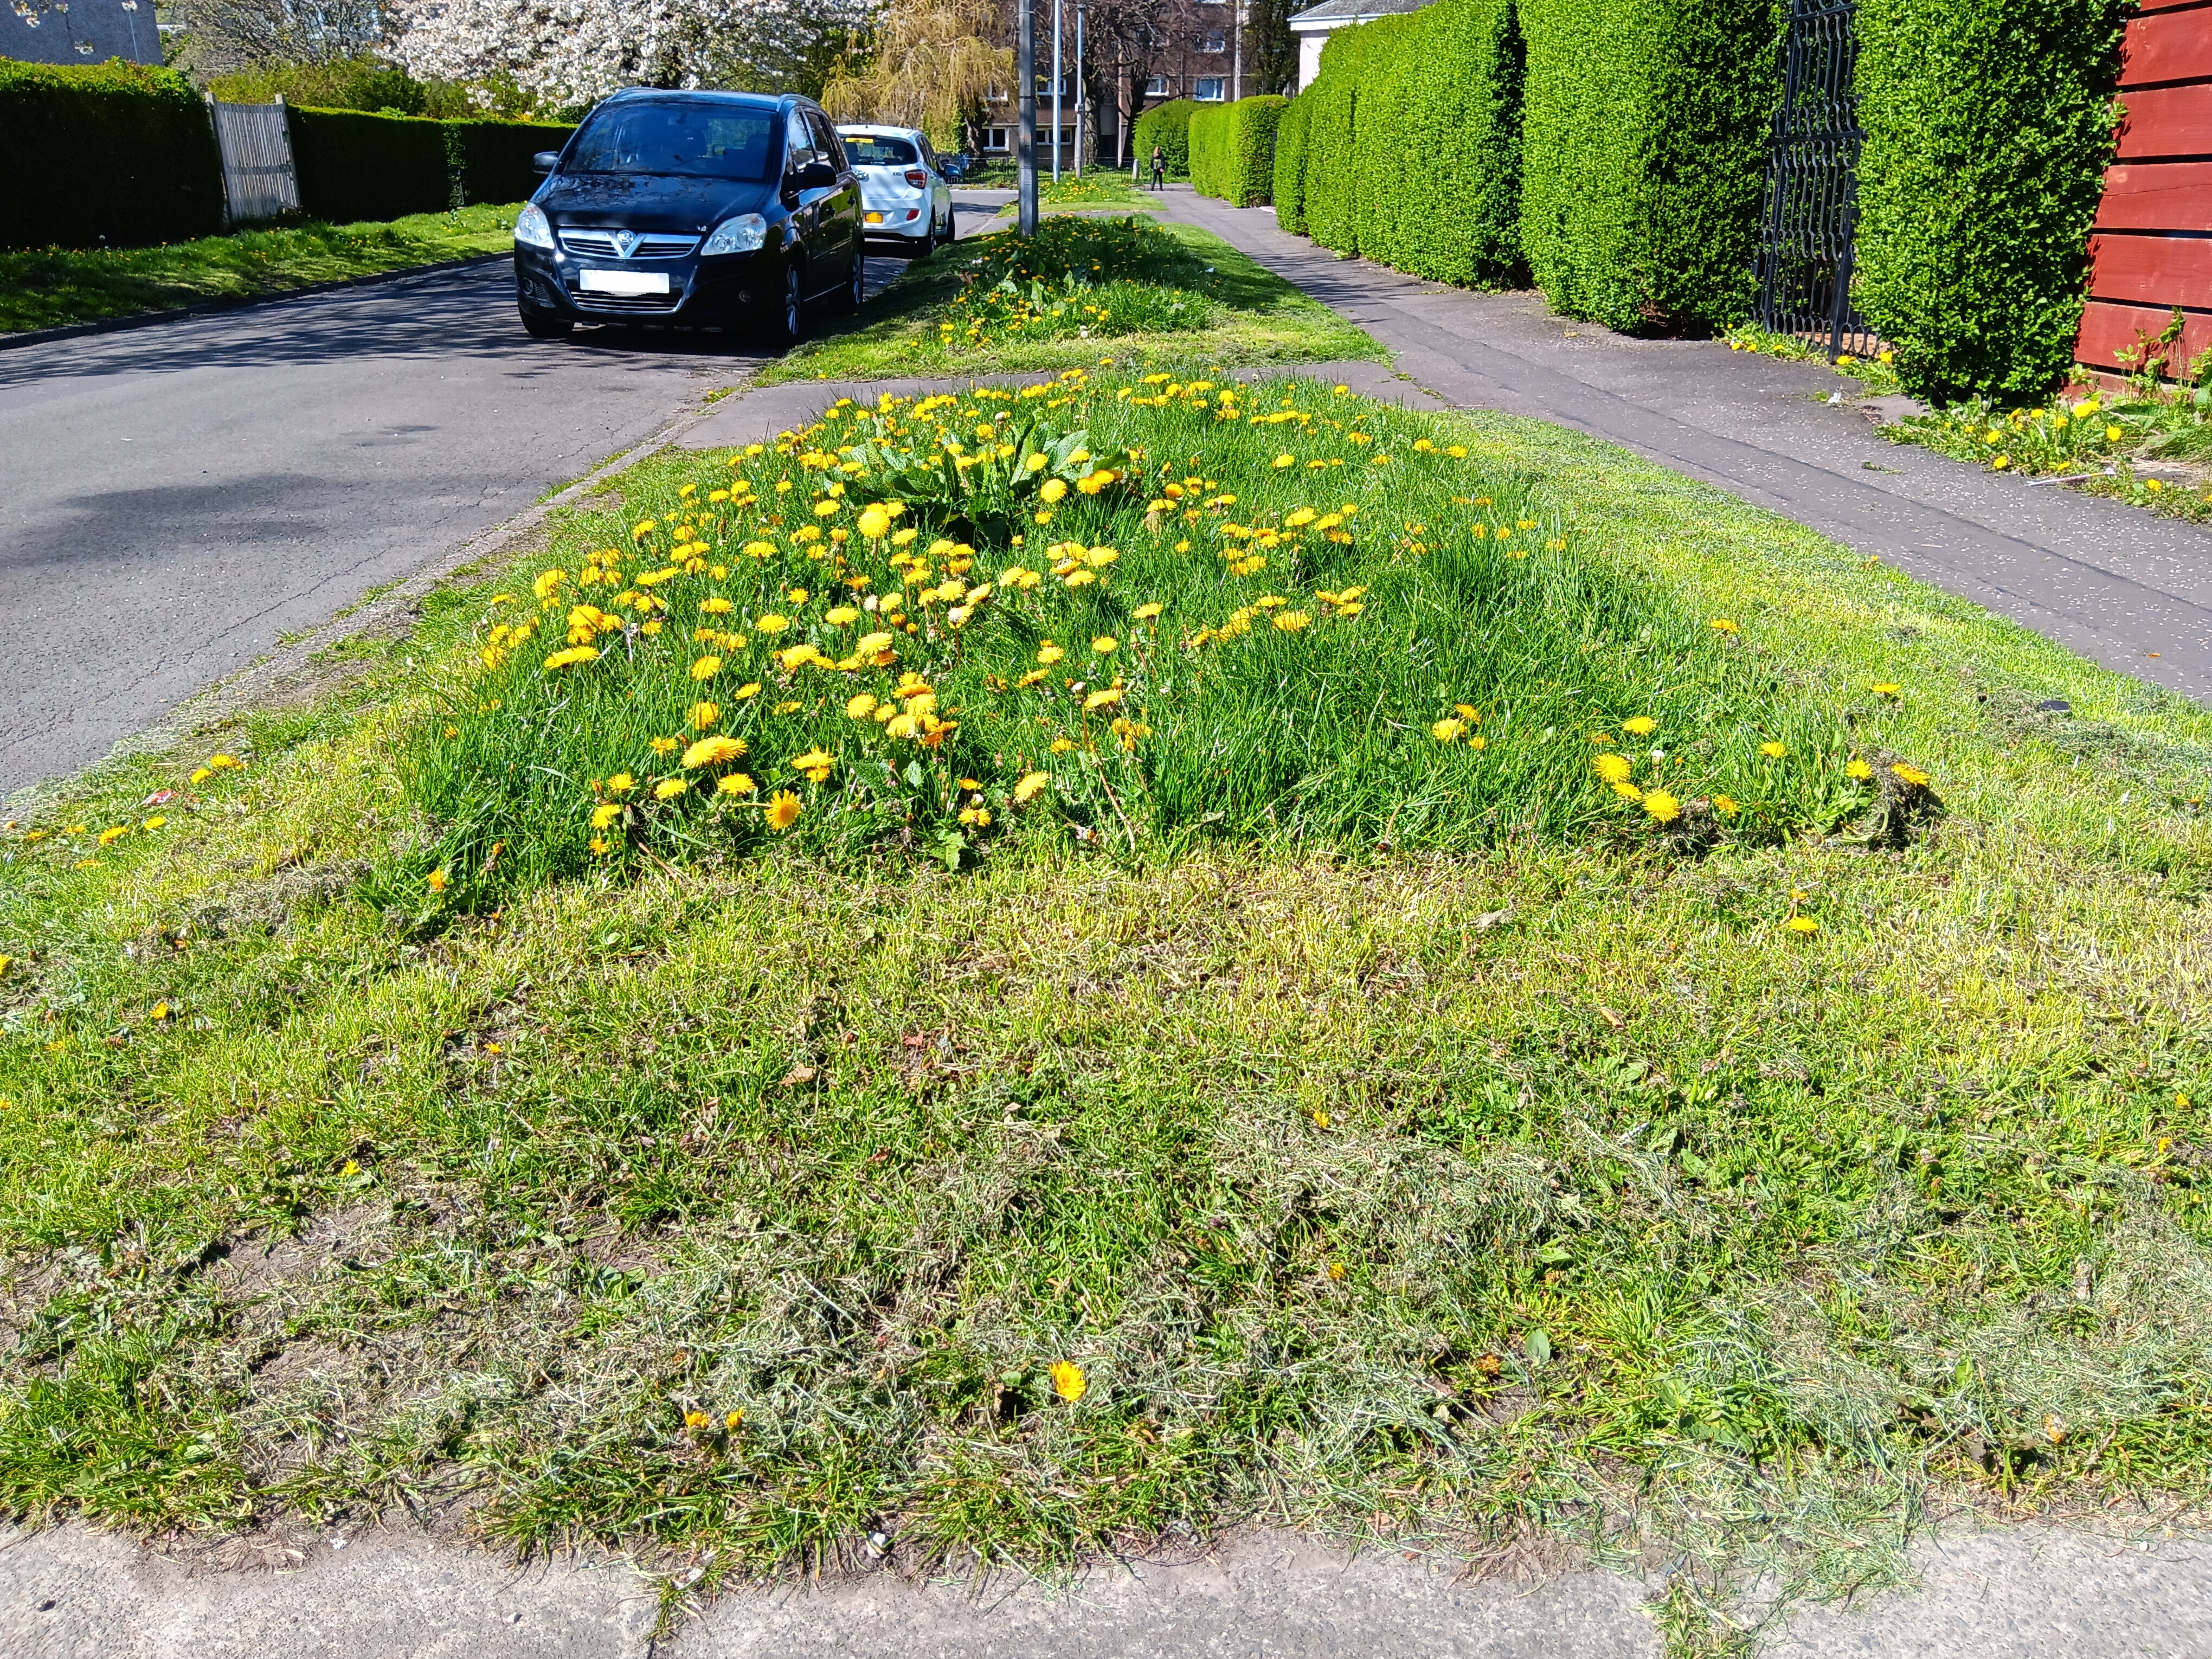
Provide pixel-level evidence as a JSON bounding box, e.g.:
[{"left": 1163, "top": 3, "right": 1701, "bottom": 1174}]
[
  {"left": 531, "top": 151, "right": 561, "bottom": 175},
  {"left": 801, "top": 159, "right": 838, "bottom": 189}
]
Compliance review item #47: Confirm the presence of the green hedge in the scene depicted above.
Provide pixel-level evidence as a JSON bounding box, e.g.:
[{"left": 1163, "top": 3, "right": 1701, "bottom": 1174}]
[
  {"left": 287, "top": 106, "right": 454, "bottom": 224},
  {"left": 1520, "top": 0, "right": 1781, "bottom": 333},
  {"left": 1190, "top": 95, "right": 1288, "bottom": 207},
  {"left": 1272, "top": 92, "right": 1312, "bottom": 233},
  {"left": 1854, "top": 0, "right": 2126, "bottom": 402},
  {"left": 0, "top": 60, "right": 223, "bottom": 251},
  {"left": 1300, "top": 23, "right": 1384, "bottom": 252},
  {"left": 445, "top": 118, "right": 575, "bottom": 207},
  {"left": 1134, "top": 99, "right": 1197, "bottom": 181}
]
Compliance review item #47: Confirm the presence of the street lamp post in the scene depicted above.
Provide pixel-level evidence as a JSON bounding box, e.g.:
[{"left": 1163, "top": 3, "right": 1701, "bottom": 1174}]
[
  {"left": 1018, "top": 0, "right": 1037, "bottom": 235},
  {"left": 1075, "top": 1, "right": 1085, "bottom": 178},
  {"left": 1051, "top": 0, "right": 1063, "bottom": 185}
]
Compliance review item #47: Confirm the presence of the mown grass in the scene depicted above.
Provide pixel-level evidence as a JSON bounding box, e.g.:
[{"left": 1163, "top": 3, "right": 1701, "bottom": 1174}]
[
  {"left": 0, "top": 203, "right": 523, "bottom": 335},
  {"left": 764, "top": 217, "right": 1382, "bottom": 385},
  {"left": 994, "top": 174, "right": 1165, "bottom": 214},
  {"left": 4, "top": 382, "right": 2212, "bottom": 1653}
]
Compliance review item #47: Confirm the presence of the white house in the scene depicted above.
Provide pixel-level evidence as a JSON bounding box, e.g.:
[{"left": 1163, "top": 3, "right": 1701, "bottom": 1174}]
[{"left": 1289, "top": 0, "right": 1437, "bottom": 92}]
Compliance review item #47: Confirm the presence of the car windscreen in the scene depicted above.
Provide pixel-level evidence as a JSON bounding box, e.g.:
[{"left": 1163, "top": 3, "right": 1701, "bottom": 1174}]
[
  {"left": 566, "top": 102, "right": 779, "bottom": 181},
  {"left": 840, "top": 134, "right": 919, "bottom": 167}
]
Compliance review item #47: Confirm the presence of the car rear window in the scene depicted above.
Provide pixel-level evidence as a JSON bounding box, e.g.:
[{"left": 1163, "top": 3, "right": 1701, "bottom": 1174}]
[
  {"left": 841, "top": 134, "right": 919, "bottom": 167},
  {"left": 568, "top": 101, "right": 779, "bottom": 182}
]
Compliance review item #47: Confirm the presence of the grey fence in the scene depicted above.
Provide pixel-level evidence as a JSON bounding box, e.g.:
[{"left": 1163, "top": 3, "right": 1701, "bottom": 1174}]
[{"left": 208, "top": 99, "right": 301, "bottom": 226}]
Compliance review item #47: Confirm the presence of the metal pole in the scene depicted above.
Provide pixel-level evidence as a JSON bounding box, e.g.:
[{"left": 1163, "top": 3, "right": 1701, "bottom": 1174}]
[
  {"left": 1075, "top": 2, "right": 1085, "bottom": 178},
  {"left": 1232, "top": 0, "right": 1240, "bottom": 102},
  {"left": 1051, "top": 0, "right": 1063, "bottom": 185},
  {"left": 1018, "top": 0, "right": 1038, "bottom": 235}
]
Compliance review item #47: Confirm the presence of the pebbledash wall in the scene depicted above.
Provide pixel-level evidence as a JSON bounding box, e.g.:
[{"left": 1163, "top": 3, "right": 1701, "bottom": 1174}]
[{"left": 2076, "top": 0, "right": 2212, "bottom": 379}]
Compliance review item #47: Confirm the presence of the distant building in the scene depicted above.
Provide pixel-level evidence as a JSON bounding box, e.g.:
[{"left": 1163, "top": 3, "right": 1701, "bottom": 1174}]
[
  {"left": 1288, "top": 0, "right": 1432, "bottom": 91},
  {"left": 4, "top": 0, "right": 163, "bottom": 66}
]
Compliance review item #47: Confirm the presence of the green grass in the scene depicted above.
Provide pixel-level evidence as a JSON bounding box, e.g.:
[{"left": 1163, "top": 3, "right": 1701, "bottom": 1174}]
[
  {"left": 993, "top": 174, "right": 1165, "bottom": 215},
  {"left": 766, "top": 217, "right": 1384, "bottom": 385},
  {"left": 5, "top": 378, "right": 2212, "bottom": 1652},
  {"left": 0, "top": 203, "right": 523, "bottom": 335}
]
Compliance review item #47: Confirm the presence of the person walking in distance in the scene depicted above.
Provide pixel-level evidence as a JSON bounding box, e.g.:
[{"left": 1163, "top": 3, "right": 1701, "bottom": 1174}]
[{"left": 1150, "top": 144, "right": 1165, "bottom": 191}]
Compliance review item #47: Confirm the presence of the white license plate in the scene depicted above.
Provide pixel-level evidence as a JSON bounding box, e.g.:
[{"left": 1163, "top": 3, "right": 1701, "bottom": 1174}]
[{"left": 578, "top": 269, "right": 670, "bottom": 296}]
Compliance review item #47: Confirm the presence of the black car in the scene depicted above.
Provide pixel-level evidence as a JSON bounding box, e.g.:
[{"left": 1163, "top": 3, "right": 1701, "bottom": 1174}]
[{"left": 512, "top": 89, "right": 864, "bottom": 344}]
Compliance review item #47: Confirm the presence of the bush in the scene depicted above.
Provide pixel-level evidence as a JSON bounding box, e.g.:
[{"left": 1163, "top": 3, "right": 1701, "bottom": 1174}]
[
  {"left": 1299, "top": 22, "right": 1386, "bottom": 253},
  {"left": 1191, "top": 95, "right": 1288, "bottom": 207},
  {"left": 0, "top": 60, "right": 223, "bottom": 252},
  {"left": 1133, "top": 99, "right": 1196, "bottom": 181},
  {"left": 1519, "top": 0, "right": 1781, "bottom": 333},
  {"left": 204, "top": 56, "right": 477, "bottom": 119},
  {"left": 1272, "top": 93, "right": 1312, "bottom": 233},
  {"left": 287, "top": 106, "right": 455, "bottom": 224},
  {"left": 1854, "top": 0, "right": 2126, "bottom": 403},
  {"left": 445, "top": 119, "right": 575, "bottom": 208}
]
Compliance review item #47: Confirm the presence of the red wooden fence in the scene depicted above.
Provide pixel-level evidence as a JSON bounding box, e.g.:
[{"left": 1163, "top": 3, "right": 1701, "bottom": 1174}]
[{"left": 2076, "top": 0, "right": 2212, "bottom": 381}]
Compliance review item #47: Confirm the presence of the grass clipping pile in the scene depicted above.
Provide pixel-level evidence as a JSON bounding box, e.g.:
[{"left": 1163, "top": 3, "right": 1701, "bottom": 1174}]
[{"left": 411, "top": 369, "right": 1919, "bottom": 907}]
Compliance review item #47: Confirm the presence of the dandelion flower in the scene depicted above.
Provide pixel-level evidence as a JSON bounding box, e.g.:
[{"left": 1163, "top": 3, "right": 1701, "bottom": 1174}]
[
  {"left": 1846, "top": 758, "right": 1874, "bottom": 781},
  {"left": 190, "top": 767, "right": 213, "bottom": 785},
  {"left": 1713, "top": 794, "right": 1739, "bottom": 815},
  {"left": 1432, "top": 718, "right": 1466, "bottom": 743},
  {"left": 857, "top": 506, "right": 891, "bottom": 539},
  {"left": 654, "top": 778, "right": 688, "bottom": 800},
  {"left": 847, "top": 693, "right": 879, "bottom": 719},
  {"left": 682, "top": 735, "right": 747, "bottom": 769},
  {"left": 767, "top": 790, "right": 802, "bottom": 831},
  {"left": 716, "top": 773, "right": 755, "bottom": 795},
  {"left": 607, "top": 773, "right": 636, "bottom": 795},
  {"left": 1014, "top": 770, "right": 1050, "bottom": 803},
  {"left": 690, "top": 700, "right": 721, "bottom": 731},
  {"left": 1049, "top": 1361, "right": 1087, "bottom": 1402},
  {"left": 1092, "top": 635, "right": 1118, "bottom": 655},
  {"left": 754, "top": 614, "right": 788, "bottom": 635},
  {"left": 1759, "top": 741, "right": 1787, "bottom": 759},
  {"left": 1037, "top": 642, "right": 1065, "bottom": 665},
  {"left": 691, "top": 655, "right": 723, "bottom": 681},
  {"left": 1787, "top": 916, "right": 1819, "bottom": 935},
  {"left": 1709, "top": 618, "right": 1739, "bottom": 634},
  {"left": 1641, "top": 789, "right": 1682, "bottom": 824},
  {"left": 1084, "top": 687, "right": 1124, "bottom": 711},
  {"left": 426, "top": 868, "right": 449, "bottom": 893},
  {"left": 1621, "top": 716, "right": 1657, "bottom": 737},
  {"left": 542, "top": 646, "right": 599, "bottom": 671},
  {"left": 1593, "top": 753, "right": 1635, "bottom": 785},
  {"left": 1891, "top": 762, "right": 1932, "bottom": 787},
  {"left": 1272, "top": 610, "right": 1312, "bottom": 632},
  {"left": 1039, "top": 478, "right": 1068, "bottom": 504},
  {"left": 732, "top": 682, "right": 761, "bottom": 700},
  {"left": 591, "top": 803, "right": 623, "bottom": 830},
  {"left": 1271, "top": 453, "right": 1295, "bottom": 469},
  {"left": 959, "top": 805, "right": 991, "bottom": 827},
  {"left": 650, "top": 736, "right": 679, "bottom": 756},
  {"left": 1134, "top": 602, "right": 1164, "bottom": 621},
  {"left": 1870, "top": 682, "right": 1900, "bottom": 696},
  {"left": 1612, "top": 780, "right": 1644, "bottom": 802}
]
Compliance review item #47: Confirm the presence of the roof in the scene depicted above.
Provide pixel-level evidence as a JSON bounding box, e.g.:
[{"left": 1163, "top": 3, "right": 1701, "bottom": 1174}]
[{"left": 1287, "top": 0, "right": 1435, "bottom": 29}]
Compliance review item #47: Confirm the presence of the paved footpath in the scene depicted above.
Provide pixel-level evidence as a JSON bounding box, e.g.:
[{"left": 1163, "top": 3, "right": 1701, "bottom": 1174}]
[{"left": 1157, "top": 188, "right": 2212, "bottom": 708}]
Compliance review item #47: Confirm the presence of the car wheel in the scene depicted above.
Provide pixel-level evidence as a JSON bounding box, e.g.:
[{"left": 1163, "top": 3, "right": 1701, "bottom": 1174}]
[
  {"left": 766, "top": 262, "right": 804, "bottom": 348},
  {"left": 519, "top": 306, "right": 573, "bottom": 340},
  {"left": 841, "top": 253, "right": 866, "bottom": 310},
  {"left": 913, "top": 222, "right": 935, "bottom": 259}
]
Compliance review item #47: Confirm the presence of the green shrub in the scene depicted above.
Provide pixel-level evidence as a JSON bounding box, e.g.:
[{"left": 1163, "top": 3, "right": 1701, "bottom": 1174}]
[
  {"left": 204, "top": 56, "right": 476, "bottom": 119},
  {"left": 286, "top": 106, "right": 454, "bottom": 224},
  {"left": 444, "top": 119, "right": 575, "bottom": 208},
  {"left": 1272, "top": 92, "right": 1312, "bottom": 233},
  {"left": 1134, "top": 99, "right": 1197, "bottom": 181},
  {"left": 1300, "top": 23, "right": 1383, "bottom": 252},
  {"left": 1519, "top": 0, "right": 1780, "bottom": 333},
  {"left": 1189, "top": 103, "right": 1230, "bottom": 199},
  {"left": 0, "top": 61, "right": 222, "bottom": 251},
  {"left": 1223, "top": 94, "right": 1288, "bottom": 207},
  {"left": 1854, "top": 0, "right": 2126, "bottom": 403}
]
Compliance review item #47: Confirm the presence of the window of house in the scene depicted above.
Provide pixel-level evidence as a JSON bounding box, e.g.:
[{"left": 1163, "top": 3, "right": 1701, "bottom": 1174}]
[
  {"left": 1144, "top": 74, "right": 1172, "bottom": 96},
  {"left": 985, "top": 125, "right": 1010, "bottom": 151},
  {"left": 1194, "top": 77, "right": 1227, "bottom": 101},
  {"left": 1201, "top": 30, "right": 1226, "bottom": 52}
]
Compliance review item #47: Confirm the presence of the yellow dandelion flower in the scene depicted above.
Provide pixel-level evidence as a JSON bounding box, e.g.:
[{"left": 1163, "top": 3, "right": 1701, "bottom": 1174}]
[
  {"left": 766, "top": 790, "right": 802, "bottom": 831},
  {"left": 754, "top": 614, "right": 788, "bottom": 635},
  {"left": 1870, "top": 681, "right": 1900, "bottom": 696},
  {"left": 606, "top": 772, "right": 636, "bottom": 795},
  {"left": 1846, "top": 758, "right": 1873, "bottom": 780},
  {"left": 1084, "top": 687, "right": 1124, "bottom": 711},
  {"left": 542, "top": 645, "right": 599, "bottom": 671},
  {"left": 591, "top": 803, "right": 622, "bottom": 830},
  {"left": 682, "top": 735, "right": 747, "bottom": 769},
  {"left": 1272, "top": 610, "right": 1312, "bottom": 632},
  {"left": 1891, "top": 762, "right": 1932, "bottom": 787},
  {"left": 1621, "top": 716, "right": 1657, "bottom": 737},
  {"left": 690, "top": 700, "right": 721, "bottom": 731},
  {"left": 1709, "top": 618, "right": 1739, "bottom": 634},
  {"left": 1593, "top": 753, "right": 1635, "bottom": 785},
  {"left": 1760, "top": 741, "right": 1787, "bottom": 759},
  {"left": 1091, "top": 635, "right": 1118, "bottom": 654},
  {"left": 1787, "top": 916, "right": 1819, "bottom": 935},
  {"left": 1037, "top": 642, "right": 1065, "bottom": 664},
  {"left": 1713, "top": 794, "right": 1739, "bottom": 814},
  {"left": 1641, "top": 789, "right": 1681, "bottom": 824},
  {"left": 190, "top": 767, "right": 213, "bottom": 784},
  {"left": 857, "top": 506, "right": 891, "bottom": 539},
  {"left": 650, "top": 736, "right": 679, "bottom": 756},
  {"left": 716, "top": 772, "right": 755, "bottom": 795},
  {"left": 1134, "top": 601, "right": 1164, "bottom": 620},
  {"left": 1271, "top": 453, "right": 1295, "bottom": 468},
  {"left": 1432, "top": 718, "right": 1466, "bottom": 743},
  {"left": 1039, "top": 478, "right": 1068, "bottom": 503},
  {"left": 690, "top": 656, "right": 722, "bottom": 681},
  {"left": 654, "top": 777, "right": 687, "bottom": 800},
  {"left": 1049, "top": 1361, "right": 1087, "bottom": 1402},
  {"left": 1014, "top": 770, "right": 1050, "bottom": 803},
  {"left": 847, "top": 693, "right": 878, "bottom": 719},
  {"left": 959, "top": 805, "right": 992, "bottom": 827},
  {"left": 426, "top": 868, "right": 449, "bottom": 892},
  {"left": 1612, "top": 779, "right": 1644, "bottom": 802}
]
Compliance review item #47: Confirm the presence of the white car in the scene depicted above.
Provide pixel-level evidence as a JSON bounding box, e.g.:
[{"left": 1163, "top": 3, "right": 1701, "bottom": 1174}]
[{"left": 834, "top": 125, "right": 955, "bottom": 256}]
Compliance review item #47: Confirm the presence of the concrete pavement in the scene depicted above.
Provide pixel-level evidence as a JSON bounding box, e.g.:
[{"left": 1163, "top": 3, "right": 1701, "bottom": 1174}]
[{"left": 1155, "top": 188, "right": 2212, "bottom": 708}]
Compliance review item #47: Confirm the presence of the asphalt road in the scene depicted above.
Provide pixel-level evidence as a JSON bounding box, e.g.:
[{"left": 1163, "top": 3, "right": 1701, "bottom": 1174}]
[{"left": 0, "top": 207, "right": 1001, "bottom": 803}]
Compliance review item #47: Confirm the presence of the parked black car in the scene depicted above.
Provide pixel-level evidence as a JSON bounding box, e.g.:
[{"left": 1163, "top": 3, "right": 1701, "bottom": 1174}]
[{"left": 511, "top": 89, "right": 864, "bottom": 344}]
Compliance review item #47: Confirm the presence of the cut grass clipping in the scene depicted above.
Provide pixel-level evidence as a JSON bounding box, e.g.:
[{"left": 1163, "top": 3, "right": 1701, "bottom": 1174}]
[
  {"left": 763, "top": 216, "right": 1382, "bottom": 384},
  {"left": 4, "top": 376, "right": 2212, "bottom": 1649},
  {"left": 410, "top": 370, "right": 1901, "bottom": 905}
]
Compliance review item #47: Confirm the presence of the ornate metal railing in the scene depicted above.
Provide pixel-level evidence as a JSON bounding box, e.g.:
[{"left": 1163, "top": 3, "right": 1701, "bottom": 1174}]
[{"left": 1754, "top": 0, "right": 1883, "bottom": 359}]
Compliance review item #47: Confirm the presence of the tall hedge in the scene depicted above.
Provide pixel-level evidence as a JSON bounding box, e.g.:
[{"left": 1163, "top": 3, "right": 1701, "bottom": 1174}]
[
  {"left": 1519, "top": 0, "right": 1781, "bottom": 333},
  {"left": 1134, "top": 99, "right": 1197, "bottom": 180},
  {"left": 1854, "top": 0, "right": 2126, "bottom": 402},
  {"left": 1272, "top": 92, "right": 1312, "bottom": 233},
  {"left": 287, "top": 106, "right": 455, "bottom": 224},
  {"left": 0, "top": 60, "right": 223, "bottom": 251},
  {"left": 1191, "top": 95, "right": 1289, "bottom": 207},
  {"left": 1300, "top": 23, "right": 1385, "bottom": 252},
  {"left": 445, "top": 119, "right": 576, "bottom": 207}
]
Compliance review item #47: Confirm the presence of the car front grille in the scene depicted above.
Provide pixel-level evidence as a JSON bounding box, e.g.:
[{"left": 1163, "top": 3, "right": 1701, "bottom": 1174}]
[
  {"left": 559, "top": 229, "right": 700, "bottom": 259},
  {"left": 569, "top": 290, "right": 684, "bottom": 314}
]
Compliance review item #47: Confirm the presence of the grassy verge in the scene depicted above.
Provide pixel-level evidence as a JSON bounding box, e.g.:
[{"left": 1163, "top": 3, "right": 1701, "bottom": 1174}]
[
  {"left": 992, "top": 175, "right": 1165, "bottom": 215},
  {"left": 766, "top": 215, "right": 1383, "bottom": 385},
  {"left": 1, "top": 203, "right": 522, "bottom": 336},
  {"left": 5, "top": 372, "right": 2212, "bottom": 1652}
]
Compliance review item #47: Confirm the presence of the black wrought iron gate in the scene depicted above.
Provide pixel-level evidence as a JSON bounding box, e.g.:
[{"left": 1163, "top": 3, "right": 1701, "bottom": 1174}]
[{"left": 1754, "top": 0, "right": 1875, "bottom": 357}]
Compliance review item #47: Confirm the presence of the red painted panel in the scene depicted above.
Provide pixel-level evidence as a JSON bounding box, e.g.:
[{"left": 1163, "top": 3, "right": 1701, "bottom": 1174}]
[
  {"left": 2118, "top": 85, "right": 2212, "bottom": 158},
  {"left": 2093, "top": 162, "right": 2212, "bottom": 231},
  {"left": 2135, "top": 0, "right": 2209, "bottom": 11},
  {"left": 2087, "top": 233, "right": 2212, "bottom": 307},
  {"left": 2075, "top": 299, "right": 2212, "bottom": 374},
  {"left": 2120, "top": 8, "right": 2212, "bottom": 86}
]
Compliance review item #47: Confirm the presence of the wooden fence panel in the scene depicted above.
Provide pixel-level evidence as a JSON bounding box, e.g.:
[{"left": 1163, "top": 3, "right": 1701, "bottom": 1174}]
[
  {"left": 2118, "top": 7, "right": 2212, "bottom": 87},
  {"left": 2115, "top": 85, "right": 2212, "bottom": 158}
]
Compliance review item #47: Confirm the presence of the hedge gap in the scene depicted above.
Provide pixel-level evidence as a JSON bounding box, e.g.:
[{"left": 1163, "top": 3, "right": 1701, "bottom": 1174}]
[{"left": 1134, "top": 100, "right": 1197, "bottom": 181}]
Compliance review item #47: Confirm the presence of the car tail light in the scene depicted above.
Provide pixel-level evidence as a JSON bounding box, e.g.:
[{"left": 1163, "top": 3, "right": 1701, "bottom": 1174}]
[{"left": 904, "top": 169, "right": 930, "bottom": 188}]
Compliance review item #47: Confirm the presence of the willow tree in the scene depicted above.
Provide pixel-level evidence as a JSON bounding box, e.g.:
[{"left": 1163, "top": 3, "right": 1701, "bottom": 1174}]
[{"left": 819, "top": 0, "right": 1008, "bottom": 152}]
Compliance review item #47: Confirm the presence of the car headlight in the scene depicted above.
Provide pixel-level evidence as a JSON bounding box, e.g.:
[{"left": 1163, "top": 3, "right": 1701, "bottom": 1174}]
[
  {"left": 702, "top": 213, "right": 768, "bottom": 256},
  {"left": 514, "top": 203, "right": 554, "bottom": 250}
]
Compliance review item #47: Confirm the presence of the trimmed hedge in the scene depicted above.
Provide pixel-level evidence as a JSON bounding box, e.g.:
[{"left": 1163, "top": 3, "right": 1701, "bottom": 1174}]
[
  {"left": 1299, "top": 22, "right": 1385, "bottom": 252},
  {"left": 0, "top": 60, "right": 223, "bottom": 251},
  {"left": 1854, "top": 0, "right": 2126, "bottom": 402},
  {"left": 446, "top": 118, "right": 576, "bottom": 208},
  {"left": 1190, "top": 95, "right": 1289, "bottom": 207},
  {"left": 287, "top": 106, "right": 455, "bottom": 224},
  {"left": 1519, "top": 0, "right": 1781, "bottom": 333},
  {"left": 1134, "top": 99, "right": 1197, "bottom": 181},
  {"left": 1272, "top": 92, "right": 1312, "bottom": 234}
]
